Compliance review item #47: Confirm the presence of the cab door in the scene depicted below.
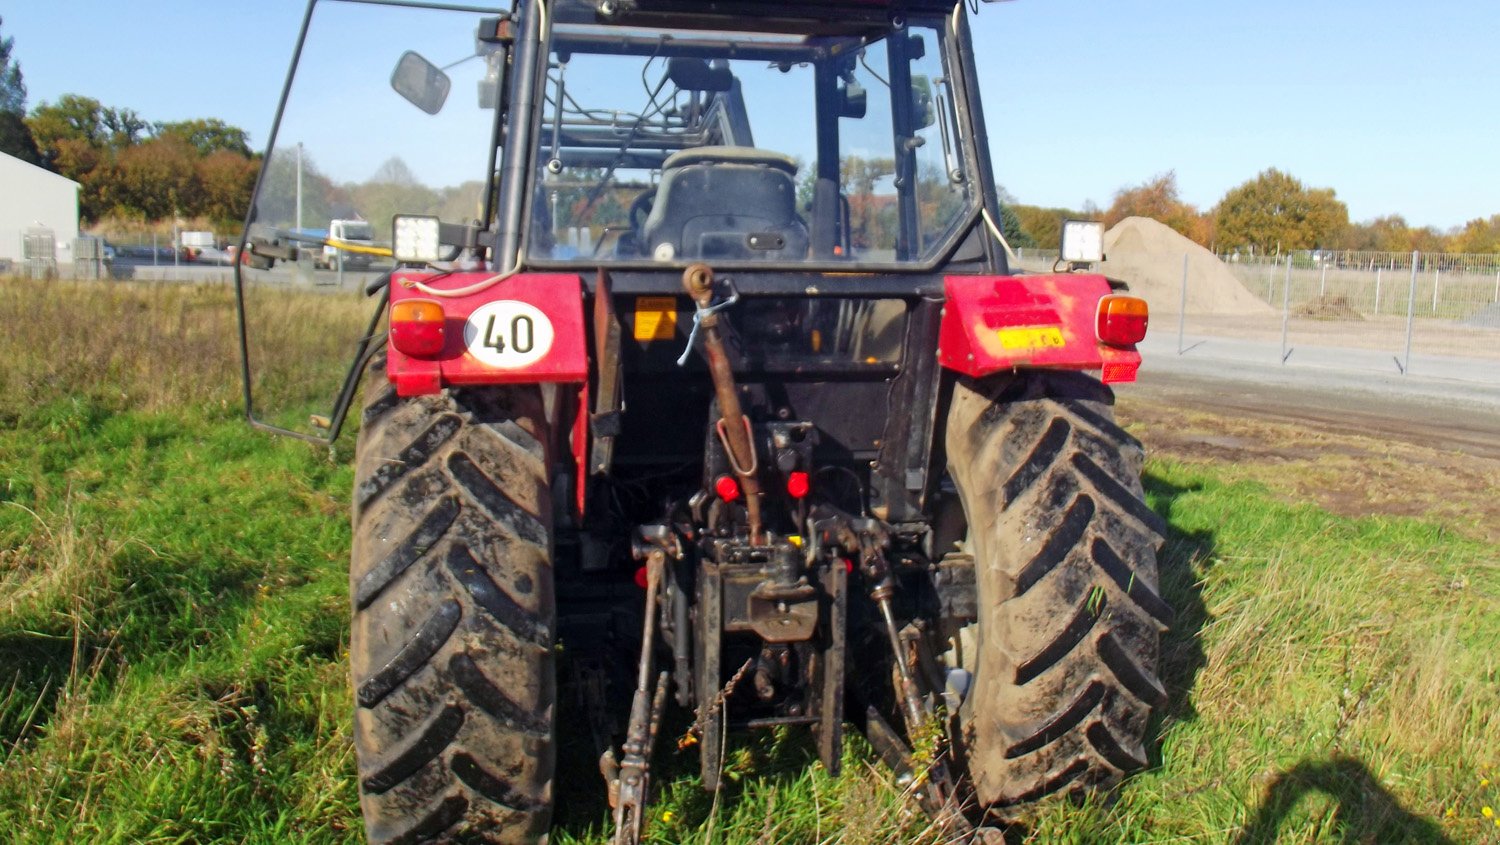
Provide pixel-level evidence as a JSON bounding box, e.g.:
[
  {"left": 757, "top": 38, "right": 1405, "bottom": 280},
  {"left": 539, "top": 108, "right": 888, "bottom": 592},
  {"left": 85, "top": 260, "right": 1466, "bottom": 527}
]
[{"left": 233, "top": 0, "right": 503, "bottom": 441}]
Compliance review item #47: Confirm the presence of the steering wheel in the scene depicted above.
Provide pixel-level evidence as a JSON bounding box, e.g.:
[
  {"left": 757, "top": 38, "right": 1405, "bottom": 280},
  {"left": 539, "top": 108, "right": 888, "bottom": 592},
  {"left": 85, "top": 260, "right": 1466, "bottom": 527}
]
[{"left": 629, "top": 187, "right": 658, "bottom": 233}]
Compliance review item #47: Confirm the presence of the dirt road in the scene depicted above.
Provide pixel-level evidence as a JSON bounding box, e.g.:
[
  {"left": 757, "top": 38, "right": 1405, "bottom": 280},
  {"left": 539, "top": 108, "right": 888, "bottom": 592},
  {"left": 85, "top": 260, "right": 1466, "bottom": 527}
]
[
  {"left": 1114, "top": 369, "right": 1500, "bottom": 542},
  {"left": 1121, "top": 370, "right": 1500, "bottom": 461}
]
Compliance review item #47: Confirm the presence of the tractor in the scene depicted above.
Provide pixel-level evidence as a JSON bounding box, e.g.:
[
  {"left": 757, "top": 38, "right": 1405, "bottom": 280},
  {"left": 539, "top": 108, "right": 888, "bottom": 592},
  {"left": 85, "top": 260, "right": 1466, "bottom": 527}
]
[{"left": 232, "top": 0, "right": 1168, "bottom": 842}]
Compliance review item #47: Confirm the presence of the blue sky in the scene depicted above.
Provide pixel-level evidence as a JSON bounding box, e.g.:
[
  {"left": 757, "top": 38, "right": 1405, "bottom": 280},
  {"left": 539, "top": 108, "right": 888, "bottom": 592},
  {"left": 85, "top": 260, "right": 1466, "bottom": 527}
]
[{"left": 6, "top": 0, "right": 1498, "bottom": 230}]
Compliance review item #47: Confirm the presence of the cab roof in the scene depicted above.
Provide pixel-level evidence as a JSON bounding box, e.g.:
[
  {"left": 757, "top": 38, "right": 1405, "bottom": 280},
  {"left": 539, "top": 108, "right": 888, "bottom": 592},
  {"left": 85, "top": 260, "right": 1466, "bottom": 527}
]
[{"left": 547, "top": 0, "right": 974, "bottom": 34}]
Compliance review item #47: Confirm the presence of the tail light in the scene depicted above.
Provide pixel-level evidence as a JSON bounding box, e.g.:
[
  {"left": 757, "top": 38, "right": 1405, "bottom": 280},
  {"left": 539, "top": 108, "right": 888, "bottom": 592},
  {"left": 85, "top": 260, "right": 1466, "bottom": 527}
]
[
  {"left": 786, "top": 471, "right": 810, "bottom": 499},
  {"left": 713, "top": 475, "right": 741, "bottom": 502},
  {"left": 390, "top": 298, "right": 446, "bottom": 357},
  {"left": 1096, "top": 295, "right": 1149, "bottom": 346}
]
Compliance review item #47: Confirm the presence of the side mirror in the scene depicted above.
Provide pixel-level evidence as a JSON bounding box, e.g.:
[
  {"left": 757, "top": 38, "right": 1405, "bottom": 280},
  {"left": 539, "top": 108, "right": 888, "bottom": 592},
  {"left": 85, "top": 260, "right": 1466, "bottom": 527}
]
[
  {"left": 910, "top": 75, "right": 936, "bottom": 130},
  {"left": 667, "top": 57, "right": 733, "bottom": 93},
  {"left": 391, "top": 51, "right": 452, "bottom": 115}
]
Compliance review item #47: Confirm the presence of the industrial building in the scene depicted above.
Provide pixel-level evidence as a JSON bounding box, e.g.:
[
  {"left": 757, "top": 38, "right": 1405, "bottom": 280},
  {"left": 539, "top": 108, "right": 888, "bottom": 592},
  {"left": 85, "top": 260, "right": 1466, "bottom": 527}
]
[{"left": 0, "top": 150, "right": 81, "bottom": 269}]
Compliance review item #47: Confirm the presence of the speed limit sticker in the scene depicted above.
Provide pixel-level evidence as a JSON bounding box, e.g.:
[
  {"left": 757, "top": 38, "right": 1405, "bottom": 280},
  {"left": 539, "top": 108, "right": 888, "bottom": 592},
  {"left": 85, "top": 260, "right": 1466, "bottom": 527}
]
[{"left": 463, "top": 301, "right": 555, "bottom": 370}]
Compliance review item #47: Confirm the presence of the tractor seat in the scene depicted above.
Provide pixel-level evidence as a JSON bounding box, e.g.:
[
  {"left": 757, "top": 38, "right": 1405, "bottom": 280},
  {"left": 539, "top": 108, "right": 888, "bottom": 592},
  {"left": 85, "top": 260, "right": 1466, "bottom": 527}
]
[{"left": 642, "top": 146, "right": 808, "bottom": 262}]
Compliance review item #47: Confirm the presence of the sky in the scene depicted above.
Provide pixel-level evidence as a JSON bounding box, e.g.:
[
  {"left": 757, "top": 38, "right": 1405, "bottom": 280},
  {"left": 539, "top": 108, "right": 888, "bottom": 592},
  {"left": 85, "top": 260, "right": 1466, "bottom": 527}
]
[{"left": 5, "top": 0, "right": 1499, "bottom": 231}]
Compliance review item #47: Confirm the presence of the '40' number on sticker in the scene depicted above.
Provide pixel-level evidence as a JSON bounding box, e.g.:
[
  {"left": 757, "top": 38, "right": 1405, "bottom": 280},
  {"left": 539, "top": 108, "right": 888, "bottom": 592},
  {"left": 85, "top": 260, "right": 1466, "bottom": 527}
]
[
  {"left": 464, "top": 300, "right": 553, "bottom": 369},
  {"left": 484, "top": 314, "right": 536, "bottom": 355}
]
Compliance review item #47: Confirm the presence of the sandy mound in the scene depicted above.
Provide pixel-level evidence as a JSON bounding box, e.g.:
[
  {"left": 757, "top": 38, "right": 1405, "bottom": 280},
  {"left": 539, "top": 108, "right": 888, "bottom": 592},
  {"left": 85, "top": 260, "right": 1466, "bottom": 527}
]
[
  {"left": 1100, "top": 217, "right": 1275, "bottom": 316},
  {"left": 1296, "top": 295, "right": 1364, "bottom": 321}
]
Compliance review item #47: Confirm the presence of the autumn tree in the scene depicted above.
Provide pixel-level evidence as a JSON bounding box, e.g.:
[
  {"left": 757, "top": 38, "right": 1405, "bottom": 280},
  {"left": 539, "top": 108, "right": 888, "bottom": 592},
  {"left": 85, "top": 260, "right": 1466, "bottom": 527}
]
[
  {"left": 197, "top": 149, "right": 260, "bottom": 227},
  {"left": 1012, "top": 205, "right": 1082, "bottom": 251},
  {"left": 1448, "top": 215, "right": 1500, "bottom": 255},
  {"left": 0, "top": 14, "right": 40, "bottom": 165},
  {"left": 27, "top": 95, "right": 153, "bottom": 218},
  {"left": 1105, "top": 171, "right": 1214, "bottom": 246},
  {"left": 1214, "top": 168, "right": 1348, "bottom": 254},
  {"left": 112, "top": 135, "right": 202, "bottom": 219},
  {"left": 156, "top": 118, "right": 251, "bottom": 157}
]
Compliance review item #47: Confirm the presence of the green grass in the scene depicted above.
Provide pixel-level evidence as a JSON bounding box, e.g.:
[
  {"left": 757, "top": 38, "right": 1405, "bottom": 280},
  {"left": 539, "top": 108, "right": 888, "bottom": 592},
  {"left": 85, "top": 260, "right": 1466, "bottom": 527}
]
[{"left": 0, "top": 277, "right": 1496, "bottom": 843}]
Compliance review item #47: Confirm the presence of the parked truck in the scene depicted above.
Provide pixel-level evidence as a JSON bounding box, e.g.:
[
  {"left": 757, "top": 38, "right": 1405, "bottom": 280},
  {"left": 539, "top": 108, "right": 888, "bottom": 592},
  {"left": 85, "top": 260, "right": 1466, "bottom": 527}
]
[{"left": 318, "top": 218, "right": 378, "bottom": 269}]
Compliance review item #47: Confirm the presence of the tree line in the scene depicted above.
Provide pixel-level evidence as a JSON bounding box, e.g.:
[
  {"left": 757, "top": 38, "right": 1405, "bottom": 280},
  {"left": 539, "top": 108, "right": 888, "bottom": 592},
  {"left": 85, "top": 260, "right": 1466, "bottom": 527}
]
[
  {"left": 1010, "top": 168, "right": 1500, "bottom": 257},
  {"left": 1, "top": 17, "right": 258, "bottom": 229},
  {"left": 6, "top": 16, "right": 1495, "bottom": 255}
]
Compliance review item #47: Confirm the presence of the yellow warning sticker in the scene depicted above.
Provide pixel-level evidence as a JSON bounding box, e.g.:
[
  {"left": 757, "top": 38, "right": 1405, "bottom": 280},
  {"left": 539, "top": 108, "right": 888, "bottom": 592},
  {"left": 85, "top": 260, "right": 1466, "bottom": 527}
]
[
  {"left": 633, "top": 297, "right": 678, "bottom": 341},
  {"left": 997, "top": 326, "right": 1066, "bottom": 351}
]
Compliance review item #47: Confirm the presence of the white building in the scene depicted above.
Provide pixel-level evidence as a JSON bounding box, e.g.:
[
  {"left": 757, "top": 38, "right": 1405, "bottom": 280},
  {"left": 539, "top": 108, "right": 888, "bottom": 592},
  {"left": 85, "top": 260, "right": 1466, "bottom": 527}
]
[{"left": 0, "top": 150, "right": 81, "bottom": 263}]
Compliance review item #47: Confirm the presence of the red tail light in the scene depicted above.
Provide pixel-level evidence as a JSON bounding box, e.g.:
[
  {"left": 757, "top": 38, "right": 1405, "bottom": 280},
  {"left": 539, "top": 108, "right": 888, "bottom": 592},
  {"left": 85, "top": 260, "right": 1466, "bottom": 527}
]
[
  {"left": 1096, "top": 295, "right": 1149, "bottom": 347},
  {"left": 786, "top": 471, "right": 810, "bottom": 499},
  {"left": 713, "top": 475, "right": 741, "bottom": 502},
  {"left": 390, "top": 298, "right": 446, "bottom": 357}
]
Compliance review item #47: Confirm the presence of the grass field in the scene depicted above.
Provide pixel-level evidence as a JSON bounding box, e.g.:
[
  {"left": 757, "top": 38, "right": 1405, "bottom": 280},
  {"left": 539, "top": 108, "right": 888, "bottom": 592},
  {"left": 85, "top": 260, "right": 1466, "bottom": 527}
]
[{"left": 0, "top": 277, "right": 1495, "bottom": 843}]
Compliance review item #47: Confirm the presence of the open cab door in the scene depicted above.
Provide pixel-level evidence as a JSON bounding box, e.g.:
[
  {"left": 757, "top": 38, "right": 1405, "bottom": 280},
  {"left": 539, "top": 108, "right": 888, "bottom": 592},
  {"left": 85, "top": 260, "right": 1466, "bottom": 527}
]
[{"left": 233, "top": 0, "right": 505, "bottom": 442}]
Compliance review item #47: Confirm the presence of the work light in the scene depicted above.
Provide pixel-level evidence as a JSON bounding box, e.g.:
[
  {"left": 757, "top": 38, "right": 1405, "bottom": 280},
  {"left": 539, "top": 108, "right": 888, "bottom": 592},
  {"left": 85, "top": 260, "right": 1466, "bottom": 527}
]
[
  {"left": 1060, "top": 219, "right": 1105, "bottom": 264},
  {"left": 392, "top": 215, "right": 442, "bottom": 264}
]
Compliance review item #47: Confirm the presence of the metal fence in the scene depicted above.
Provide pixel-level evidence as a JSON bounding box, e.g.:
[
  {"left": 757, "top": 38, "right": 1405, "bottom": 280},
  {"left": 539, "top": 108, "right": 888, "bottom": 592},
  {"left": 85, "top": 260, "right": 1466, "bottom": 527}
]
[
  {"left": 1188, "top": 250, "right": 1497, "bottom": 382},
  {"left": 1012, "top": 247, "right": 1499, "bottom": 383}
]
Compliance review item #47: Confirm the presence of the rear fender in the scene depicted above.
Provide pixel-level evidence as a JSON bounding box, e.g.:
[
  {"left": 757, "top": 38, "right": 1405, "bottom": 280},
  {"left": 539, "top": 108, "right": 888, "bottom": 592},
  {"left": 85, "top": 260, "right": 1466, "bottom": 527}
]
[
  {"left": 938, "top": 274, "right": 1141, "bottom": 384},
  {"left": 386, "top": 271, "right": 588, "bottom": 396},
  {"left": 388, "top": 272, "right": 590, "bottom": 517}
]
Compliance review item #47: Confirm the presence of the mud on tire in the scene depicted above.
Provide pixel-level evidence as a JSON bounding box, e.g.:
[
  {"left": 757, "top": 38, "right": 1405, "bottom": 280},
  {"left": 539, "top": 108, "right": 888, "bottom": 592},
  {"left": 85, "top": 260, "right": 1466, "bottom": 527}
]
[
  {"left": 945, "top": 372, "right": 1169, "bottom": 808},
  {"left": 351, "top": 366, "right": 556, "bottom": 845}
]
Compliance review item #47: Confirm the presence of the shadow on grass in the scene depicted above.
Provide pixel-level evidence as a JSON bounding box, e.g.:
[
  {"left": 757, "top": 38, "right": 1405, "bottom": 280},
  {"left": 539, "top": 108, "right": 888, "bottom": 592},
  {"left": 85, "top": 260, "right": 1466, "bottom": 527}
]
[
  {"left": 1142, "top": 472, "right": 1214, "bottom": 746},
  {"left": 0, "top": 633, "right": 76, "bottom": 750},
  {"left": 1233, "top": 755, "right": 1454, "bottom": 844}
]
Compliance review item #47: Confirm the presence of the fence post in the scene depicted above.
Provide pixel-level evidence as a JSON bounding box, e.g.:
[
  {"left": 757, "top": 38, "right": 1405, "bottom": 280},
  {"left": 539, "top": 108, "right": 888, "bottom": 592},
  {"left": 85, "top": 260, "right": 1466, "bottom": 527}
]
[
  {"left": 1177, "top": 253, "right": 1188, "bottom": 354},
  {"left": 1267, "top": 257, "right": 1276, "bottom": 301},
  {"left": 1374, "top": 267, "right": 1382, "bottom": 316},
  {"left": 1494, "top": 270, "right": 1499, "bottom": 304},
  {"left": 1403, "top": 251, "right": 1418, "bottom": 375},
  {"left": 1320, "top": 262, "right": 1327, "bottom": 296},
  {"left": 1281, "top": 256, "right": 1292, "bottom": 363},
  {"left": 1431, "top": 268, "right": 1441, "bottom": 314}
]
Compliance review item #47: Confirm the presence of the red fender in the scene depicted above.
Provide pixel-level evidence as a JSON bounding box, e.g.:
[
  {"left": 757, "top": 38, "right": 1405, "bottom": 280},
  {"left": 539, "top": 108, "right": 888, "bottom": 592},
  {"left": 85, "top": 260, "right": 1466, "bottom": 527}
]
[{"left": 938, "top": 274, "right": 1141, "bottom": 384}]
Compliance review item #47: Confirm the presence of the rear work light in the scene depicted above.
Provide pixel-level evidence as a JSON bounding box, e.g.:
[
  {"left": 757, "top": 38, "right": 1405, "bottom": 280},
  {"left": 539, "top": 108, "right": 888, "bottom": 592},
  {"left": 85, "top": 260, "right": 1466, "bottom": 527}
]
[
  {"left": 1096, "top": 295, "right": 1149, "bottom": 346},
  {"left": 390, "top": 298, "right": 446, "bottom": 357}
]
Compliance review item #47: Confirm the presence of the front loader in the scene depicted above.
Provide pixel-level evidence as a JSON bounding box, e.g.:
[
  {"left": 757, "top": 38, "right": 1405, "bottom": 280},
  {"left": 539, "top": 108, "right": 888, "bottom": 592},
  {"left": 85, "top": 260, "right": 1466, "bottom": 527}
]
[{"left": 233, "top": 1, "right": 1169, "bottom": 841}]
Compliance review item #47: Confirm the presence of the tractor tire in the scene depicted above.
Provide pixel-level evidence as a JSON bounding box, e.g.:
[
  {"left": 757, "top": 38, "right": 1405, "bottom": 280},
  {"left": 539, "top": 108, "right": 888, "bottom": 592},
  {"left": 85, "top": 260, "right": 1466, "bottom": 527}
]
[
  {"left": 350, "top": 368, "right": 556, "bottom": 845},
  {"left": 944, "top": 372, "right": 1169, "bottom": 808}
]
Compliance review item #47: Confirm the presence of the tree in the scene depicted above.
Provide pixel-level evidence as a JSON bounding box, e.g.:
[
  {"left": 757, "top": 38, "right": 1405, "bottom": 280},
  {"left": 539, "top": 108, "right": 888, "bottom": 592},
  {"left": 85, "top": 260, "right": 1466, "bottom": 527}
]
[
  {"left": 1214, "top": 168, "right": 1348, "bottom": 254},
  {"left": 197, "top": 149, "right": 260, "bottom": 228},
  {"left": 1012, "top": 205, "right": 1082, "bottom": 251},
  {"left": 28, "top": 94, "right": 146, "bottom": 155},
  {"left": 255, "top": 145, "right": 337, "bottom": 229},
  {"left": 1105, "top": 170, "right": 1214, "bottom": 247},
  {"left": 0, "top": 15, "right": 40, "bottom": 164},
  {"left": 157, "top": 118, "right": 251, "bottom": 157},
  {"left": 1338, "top": 215, "right": 1440, "bottom": 253},
  {"left": 1449, "top": 214, "right": 1500, "bottom": 255},
  {"left": 112, "top": 135, "right": 202, "bottom": 219},
  {"left": 0, "top": 15, "right": 24, "bottom": 115}
]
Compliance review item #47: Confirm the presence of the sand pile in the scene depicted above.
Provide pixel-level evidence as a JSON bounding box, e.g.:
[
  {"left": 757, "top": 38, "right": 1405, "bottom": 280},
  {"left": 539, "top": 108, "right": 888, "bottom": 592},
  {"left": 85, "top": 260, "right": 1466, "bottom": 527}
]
[{"left": 1100, "top": 217, "right": 1275, "bottom": 316}]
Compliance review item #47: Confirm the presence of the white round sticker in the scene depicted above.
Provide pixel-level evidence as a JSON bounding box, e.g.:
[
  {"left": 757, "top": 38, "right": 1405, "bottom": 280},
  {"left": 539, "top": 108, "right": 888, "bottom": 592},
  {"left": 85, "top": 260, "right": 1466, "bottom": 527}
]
[{"left": 463, "top": 301, "right": 555, "bottom": 369}]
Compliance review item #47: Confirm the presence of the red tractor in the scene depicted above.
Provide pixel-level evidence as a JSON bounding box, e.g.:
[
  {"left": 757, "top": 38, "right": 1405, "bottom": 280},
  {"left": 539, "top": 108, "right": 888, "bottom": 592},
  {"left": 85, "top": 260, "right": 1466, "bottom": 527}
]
[{"left": 234, "top": 0, "right": 1166, "bottom": 841}]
